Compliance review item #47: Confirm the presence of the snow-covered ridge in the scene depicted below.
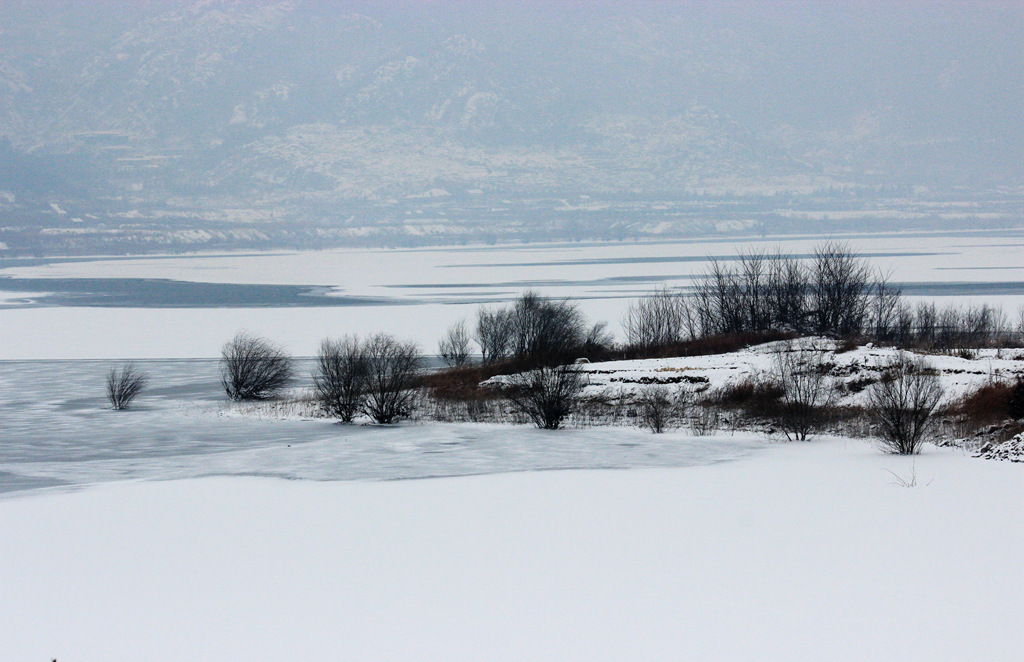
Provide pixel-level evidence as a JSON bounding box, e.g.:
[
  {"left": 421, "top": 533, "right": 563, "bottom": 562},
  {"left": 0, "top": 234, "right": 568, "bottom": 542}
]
[{"left": 487, "top": 338, "right": 1024, "bottom": 409}]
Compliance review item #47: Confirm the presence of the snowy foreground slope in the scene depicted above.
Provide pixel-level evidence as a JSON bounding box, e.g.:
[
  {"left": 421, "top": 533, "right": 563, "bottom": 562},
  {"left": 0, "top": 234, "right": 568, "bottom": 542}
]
[{"left": 2, "top": 439, "right": 1022, "bottom": 661}]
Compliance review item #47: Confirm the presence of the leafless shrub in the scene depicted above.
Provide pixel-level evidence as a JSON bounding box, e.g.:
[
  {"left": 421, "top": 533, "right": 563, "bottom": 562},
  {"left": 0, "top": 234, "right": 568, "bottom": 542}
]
[
  {"left": 688, "top": 403, "right": 721, "bottom": 436},
  {"left": 314, "top": 336, "right": 368, "bottom": 422},
  {"left": 638, "top": 384, "right": 675, "bottom": 433},
  {"left": 772, "top": 340, "right": 834, "bottom": 441},
  {"left": 1010, "top": 377, "right": 1024, "bottom": 420},
  {"left": 106, "top": 362, "right": 148, "bottom": 410},
  {"left": 362, "top": 333, "right": 422, "bottom": 424},
  {"left": 438, "top": 320, "right": 473, "bottom": 368},
  {"left": 221, "top": 332, "right": 293, "bottom": 401},
  {"left": 868, "top": 354, "right": 944, "bottom": 454},
  {"left": 502, "top": 364, "right": 586, "bottom": 429}
]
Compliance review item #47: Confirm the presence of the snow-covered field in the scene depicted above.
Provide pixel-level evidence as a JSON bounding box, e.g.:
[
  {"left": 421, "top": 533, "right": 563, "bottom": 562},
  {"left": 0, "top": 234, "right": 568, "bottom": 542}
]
[
  {"left": 3, "top": 439, "right": 1022, "bottom": 661},
  {"left": 3, "top": 231, "right": 1024, "bottom": 359}
]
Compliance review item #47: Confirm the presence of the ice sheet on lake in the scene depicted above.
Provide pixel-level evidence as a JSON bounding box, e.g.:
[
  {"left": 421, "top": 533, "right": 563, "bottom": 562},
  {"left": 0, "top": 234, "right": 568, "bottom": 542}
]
[{"left": 0, "top": 359, "right": 764, "bottom": 496}]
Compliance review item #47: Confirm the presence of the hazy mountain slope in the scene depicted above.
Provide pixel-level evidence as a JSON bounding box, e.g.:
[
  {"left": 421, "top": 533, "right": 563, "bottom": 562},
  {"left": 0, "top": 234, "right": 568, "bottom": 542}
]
[{"left": 0, "top": 1, "right": 1021, "bottom": 254}]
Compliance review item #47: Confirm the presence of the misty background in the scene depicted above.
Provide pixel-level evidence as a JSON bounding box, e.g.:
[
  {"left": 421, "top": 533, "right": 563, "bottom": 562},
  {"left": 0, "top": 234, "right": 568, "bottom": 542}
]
[{"left": 0, "top": 0, "right": 1021, "bottom": 255}]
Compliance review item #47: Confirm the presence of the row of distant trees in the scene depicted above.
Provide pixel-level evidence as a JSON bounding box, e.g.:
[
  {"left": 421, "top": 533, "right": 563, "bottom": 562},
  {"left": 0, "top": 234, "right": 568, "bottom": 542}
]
[{"left": 623, "top": 242, "right": 1021, "bottom": 351}]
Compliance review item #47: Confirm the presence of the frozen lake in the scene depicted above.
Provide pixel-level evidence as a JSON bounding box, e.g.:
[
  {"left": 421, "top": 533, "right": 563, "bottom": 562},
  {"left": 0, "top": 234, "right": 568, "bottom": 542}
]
[
  {"left": 0, "top": 358, "right": 765, "bottom": 496},
  {"left": 2, "top": 230, "right": 1023, "bottom": 495},
  {"left": 2, "top": 230, "right": 1024, "bottom": 361}
]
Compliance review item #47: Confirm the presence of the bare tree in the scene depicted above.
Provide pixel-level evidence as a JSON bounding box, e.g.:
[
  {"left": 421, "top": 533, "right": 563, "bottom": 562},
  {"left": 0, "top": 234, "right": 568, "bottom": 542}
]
[
  {"left": 738, "top": 250, "right": 771, "bottom": 332},
  {"left": 221, "top": 332, "right": 294, "bottom": 401},
  {"left": 583, "top": 321, "right": 615, "bottom": 354},
  {"left": 438, "top": 320, "right": 472, "bottom": 368},
  {"left": 638, "top": 384, "right": 675, "bottom": 433},
  {"left": 867, "top": 354, "right": 944, "bottom": 454},
  {"left": 362, "top": 333, "right": 422, "bottom": 424},
  {"left": 765, "top": 251, "right": 809, "bottom": 332},
  {"left": 914, "top": 301, "right": 938, "bottom": 348},
  {"left": 502, "top": 364, "right": 586, "bottom": 429},
  {"left": 623, "top": 286, "right": 689, "bottom": 349},
  {"left": 811, "top": 241, "right": 871, "bottom": 337},
  {"left": 476, "top": 291, "right": 596, "bottom": 365},
  {"left": 314, "top": 336, "right": 367, "bottom": 422},
  {"left": 475, "top": 306, "right": 513, "bottom": 364},
  {"left": 868, "top": 271, "right": 902, "bottom": 341},
  {"left": 772, "top": 340, "right": 833, "bottom": 441},
  {"left": 106, "top": 362, "right": 148, "bottom": 410},
  {"left": 509, "top": 291, "right": 588, "bottom": 362}
]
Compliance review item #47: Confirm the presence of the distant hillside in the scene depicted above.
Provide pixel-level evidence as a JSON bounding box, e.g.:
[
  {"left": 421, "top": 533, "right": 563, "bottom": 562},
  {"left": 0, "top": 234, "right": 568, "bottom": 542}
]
[{"left": 0, "top": 1, "right": 1021, "bottom": 254}]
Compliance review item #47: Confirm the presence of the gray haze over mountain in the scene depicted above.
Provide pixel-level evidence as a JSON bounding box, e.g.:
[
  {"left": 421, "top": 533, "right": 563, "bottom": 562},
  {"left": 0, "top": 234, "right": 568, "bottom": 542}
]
[{"left": 0, "top": 1, "right": 1021, "bottom": 254}]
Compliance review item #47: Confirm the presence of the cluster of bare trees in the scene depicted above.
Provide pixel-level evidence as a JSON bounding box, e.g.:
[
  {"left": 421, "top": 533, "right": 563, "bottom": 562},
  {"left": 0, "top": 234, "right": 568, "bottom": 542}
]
[
  {"left": 218, "top": 331, "right": 422, "bottom": 424},
  {"left": 314, "top": 333, "right": 422, "bottom": 424},
  {"left": 468, "top": 291, "right": 610, "bottom": 366},
  {"left": 625, "top": 243, "right": 1024, "bottom": 354},
  {"left": 691, "top": 243, "right": 876, "bottom": 337},
  {"left": 873, "top": 301, "right": 1015, "bottom": 351},
  {"left": 102, "top": 265, "right": 965, "bottom": 446},
  {"left": 109, "top": 326, "right": 950, "bottom": 450},
  {"left": 625, "top": 243, "right": 881, "bottom": 344}
]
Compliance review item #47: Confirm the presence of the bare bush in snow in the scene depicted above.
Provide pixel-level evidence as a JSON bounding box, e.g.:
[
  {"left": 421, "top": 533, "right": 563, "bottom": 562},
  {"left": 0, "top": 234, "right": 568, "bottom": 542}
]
[
  {"left": 868, "top": 354, "right": 944, "bottom": 455},
  {"left": 502, "top": 364, "right": 586, "bottom": 430},
  {"left": 638, "top": 384, "right": 675, "bottom": 433},
  {"left": 106, "top": 362, "right": 148, "bottom": 410},
  {"left": 362, "top": 333, "right": 422, "bottom": 424},
  {"left": 314, "top": 336, "right": 368, "bottom": 422},
  {"left": 772, "top": 340, "right": 833, "bottom": 441},
  {"left": 221, "top": 332, "right": 293, "bottom": 401}
]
